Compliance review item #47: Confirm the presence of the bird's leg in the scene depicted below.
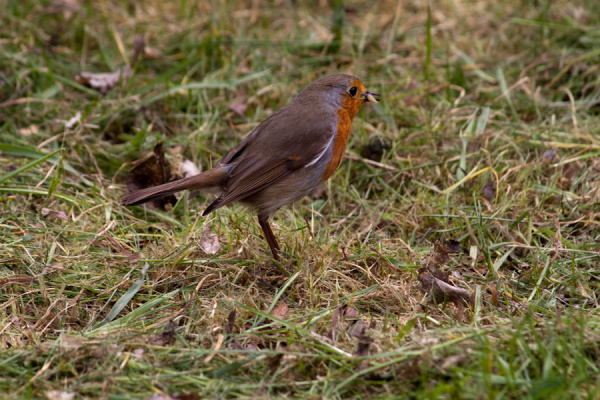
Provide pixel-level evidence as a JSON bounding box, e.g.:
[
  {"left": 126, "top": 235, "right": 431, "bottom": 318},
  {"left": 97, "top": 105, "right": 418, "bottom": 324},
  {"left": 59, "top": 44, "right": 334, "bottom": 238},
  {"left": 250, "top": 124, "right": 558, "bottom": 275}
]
[{"left": 258, "top": 214, "right": 280, "bottom": 261}]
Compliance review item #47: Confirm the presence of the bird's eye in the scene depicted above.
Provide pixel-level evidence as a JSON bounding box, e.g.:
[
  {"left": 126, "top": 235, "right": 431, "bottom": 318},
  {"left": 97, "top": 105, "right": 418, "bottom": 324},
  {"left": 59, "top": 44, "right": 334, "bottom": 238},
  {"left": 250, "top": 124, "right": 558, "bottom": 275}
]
[{"left": 348, "top": 86, "right": 358, "bottom": 97}]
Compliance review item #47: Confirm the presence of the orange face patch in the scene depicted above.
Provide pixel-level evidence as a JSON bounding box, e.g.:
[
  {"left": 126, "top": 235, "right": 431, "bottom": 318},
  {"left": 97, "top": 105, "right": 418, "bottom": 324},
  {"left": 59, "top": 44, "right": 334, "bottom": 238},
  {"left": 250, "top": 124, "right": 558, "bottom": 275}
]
[
  {"left": 340, "top": 79, "right": 368, "bottom": 120},
  {"left": 320, "top": 79, "right": 373, "bottom": 182}
]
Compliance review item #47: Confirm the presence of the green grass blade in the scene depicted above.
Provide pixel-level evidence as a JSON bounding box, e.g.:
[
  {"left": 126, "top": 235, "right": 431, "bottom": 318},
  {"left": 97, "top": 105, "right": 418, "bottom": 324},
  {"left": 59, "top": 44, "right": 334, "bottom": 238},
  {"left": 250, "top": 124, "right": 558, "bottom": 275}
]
[{"left": 0, "top": 149, "right": 62, "bottom": 184}]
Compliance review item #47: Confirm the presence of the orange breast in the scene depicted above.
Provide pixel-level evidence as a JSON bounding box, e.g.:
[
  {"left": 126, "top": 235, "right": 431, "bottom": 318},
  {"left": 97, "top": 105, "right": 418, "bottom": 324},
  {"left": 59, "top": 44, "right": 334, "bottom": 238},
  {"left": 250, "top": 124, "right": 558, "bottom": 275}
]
[
  {"left": 320, "top": 79, "right": 366, "bottom": 182},
  {"left": 321, "top": 108, "right": 352, "bottom": 181}
]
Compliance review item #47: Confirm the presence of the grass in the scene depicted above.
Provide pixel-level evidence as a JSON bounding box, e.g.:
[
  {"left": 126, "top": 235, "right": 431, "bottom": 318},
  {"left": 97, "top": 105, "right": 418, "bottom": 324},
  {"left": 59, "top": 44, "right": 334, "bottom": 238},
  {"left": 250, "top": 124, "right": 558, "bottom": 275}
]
[{"left": 1, "top": 0, "right": 600, "bottom": 398}]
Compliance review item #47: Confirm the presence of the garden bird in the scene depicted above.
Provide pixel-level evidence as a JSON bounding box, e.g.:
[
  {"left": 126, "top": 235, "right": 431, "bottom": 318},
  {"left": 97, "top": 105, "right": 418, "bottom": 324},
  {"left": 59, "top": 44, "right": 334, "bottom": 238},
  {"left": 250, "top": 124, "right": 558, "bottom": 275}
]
[{"left": 122, "top": 74, "right": 379, "bottom": 260}]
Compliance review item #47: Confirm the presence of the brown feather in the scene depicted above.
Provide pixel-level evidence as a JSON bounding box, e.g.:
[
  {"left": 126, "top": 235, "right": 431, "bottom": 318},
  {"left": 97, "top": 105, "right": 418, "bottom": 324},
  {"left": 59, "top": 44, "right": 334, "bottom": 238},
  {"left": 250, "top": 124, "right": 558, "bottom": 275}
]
[{"left": 121, "top": 167, "right": 228, "bottom": 206}]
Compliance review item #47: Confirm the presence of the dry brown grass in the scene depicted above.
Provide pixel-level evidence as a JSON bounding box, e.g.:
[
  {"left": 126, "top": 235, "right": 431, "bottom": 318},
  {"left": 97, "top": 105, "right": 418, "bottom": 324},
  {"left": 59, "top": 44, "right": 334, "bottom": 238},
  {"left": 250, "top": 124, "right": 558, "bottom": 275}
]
[{"left": 1, "top": 0, "right": 600, "bottom": 398}]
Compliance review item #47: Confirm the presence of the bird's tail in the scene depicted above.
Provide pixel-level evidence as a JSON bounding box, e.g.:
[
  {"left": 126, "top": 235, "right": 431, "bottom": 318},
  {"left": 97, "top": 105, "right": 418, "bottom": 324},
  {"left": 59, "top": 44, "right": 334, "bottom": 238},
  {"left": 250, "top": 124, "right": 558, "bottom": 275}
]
[{"left": 121, "top": 167, "right": 228, "bottom": 206}]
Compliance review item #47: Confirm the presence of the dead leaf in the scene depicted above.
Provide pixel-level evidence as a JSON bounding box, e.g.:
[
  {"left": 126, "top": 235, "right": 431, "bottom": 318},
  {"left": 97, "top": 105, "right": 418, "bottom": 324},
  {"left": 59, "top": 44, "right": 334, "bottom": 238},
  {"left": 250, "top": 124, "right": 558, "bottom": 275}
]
[
  {"left": 18, "top": 124, "right": 39, "bottom": 136},
  {"left": 76, "top": 36, "right": 143, "bottom": 94},
  {"left": 131, "top": 36, "right": 145, "bottom": 66},
  {"left": 430, "top": 240, "right": 450, "bottom": 265},
  {"left": 228, "top": 340, "right": 244, "bottom": 350},
  {"left": 75, "top": 66, "right": 132, "bottom": 94},
  {"left": 224, "top": 309, "right": 236, "bottom": 334},
  {"left": 200, "top": 226, "right": 221, "bottom": 255},
  {"left": 152, "top": 320, "right": 177, "bottom": 346},
  {"left": 180, "top": 159, "right": 200, "bottom": 178},
  {"left": 428, "top": 263, "right": 450, "bottom": 281},
  {"left": 125, "top": 142, "right": 177, "bottom": 210},
  {"left": 488, "top": 284, "right": 498, "bottom": 306},
  {"left": 41, "top": 208, "right": 71, "bottom": 222},
  {"left": 563, "top": 162, "right": 580, "bottom": 180},
  {"left": 417, "top": 266, "right": 473, "bottom": 307},
  {"left": 351, "top": 320, "right": 368, "bottom": 338},
  {"left": 444, "top": 239, "right": 461, "bottom": 253},
  {"left": 246, "top": 343, "right": 258, "bottom": 351},
  {"left": 360, "top": 136, "right": 391, "bottom": 162},
  {"left": 482, "top": 180, "right": 495, "bottom": 202},
  {"left": 353, "top": 321, "right": 371, "bottom": 368},
  {"left": 228, "top": 87, "right": 249, "bottom": 118},
  {"left": 344, "top": 306, "right": 360, "bottom": 320},
  {"left": 228, "top": 98, "right": 248, "bottom": 117},
  {"left": 268, "top": 354, "right": 283, "bottom": 373},
  {"left": 558, "top": 176, "right": 571, "bottom": 191},
  {"left": 271, "top": 301, "right": 288, "bottom": 320}
]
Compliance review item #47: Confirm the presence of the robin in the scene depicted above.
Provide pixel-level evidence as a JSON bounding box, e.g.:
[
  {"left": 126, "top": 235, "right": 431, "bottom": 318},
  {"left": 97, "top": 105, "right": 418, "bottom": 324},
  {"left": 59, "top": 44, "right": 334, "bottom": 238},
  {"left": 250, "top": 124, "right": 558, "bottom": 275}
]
[{"left": 122, "top": 74, "right": 379, "bottom": 260}]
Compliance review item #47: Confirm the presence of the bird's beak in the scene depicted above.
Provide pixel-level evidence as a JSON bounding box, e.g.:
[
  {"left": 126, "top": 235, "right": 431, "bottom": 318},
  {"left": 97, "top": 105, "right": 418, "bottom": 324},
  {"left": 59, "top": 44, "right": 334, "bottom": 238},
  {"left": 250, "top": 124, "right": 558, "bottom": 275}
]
[{"left": 362, "top": 90, "right": 380, "bottom": 104}]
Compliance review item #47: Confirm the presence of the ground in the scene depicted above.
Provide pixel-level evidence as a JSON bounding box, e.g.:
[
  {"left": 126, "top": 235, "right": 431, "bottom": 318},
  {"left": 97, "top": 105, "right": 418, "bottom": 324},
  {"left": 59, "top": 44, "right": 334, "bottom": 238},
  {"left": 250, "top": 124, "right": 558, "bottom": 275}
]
[{"left": 1, "top": 0, "right": 600, "bottom": 399}]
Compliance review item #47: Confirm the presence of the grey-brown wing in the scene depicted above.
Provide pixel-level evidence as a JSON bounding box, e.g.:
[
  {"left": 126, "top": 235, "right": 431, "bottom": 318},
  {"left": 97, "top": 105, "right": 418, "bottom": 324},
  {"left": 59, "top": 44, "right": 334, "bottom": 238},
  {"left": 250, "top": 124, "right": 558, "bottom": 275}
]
[
  {"left": 203, "top": 103, "right": 336, "bottom": 215},
  {"left": 203, "top": 155, "right": 293, "bottom": 215}
]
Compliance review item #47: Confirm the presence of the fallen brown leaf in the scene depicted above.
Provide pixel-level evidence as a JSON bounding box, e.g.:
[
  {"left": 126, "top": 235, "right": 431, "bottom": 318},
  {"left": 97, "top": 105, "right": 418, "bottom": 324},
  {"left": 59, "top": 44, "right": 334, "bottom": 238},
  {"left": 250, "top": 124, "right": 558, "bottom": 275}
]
[
  {"left": 76, "top": 37, "right": 144, "bottom": 94},
  {"left": 41, "top": 208, "right": 71, "bottom": 222},
  {"left": 353, "top": 320, "right": 371, "bottom": 370},
  {"left": 417, "top": 266, "right": 473, "bottom": 307},
  {"left": 125, "top": 142, "right": 177, "bottom": 210},
  {"left": 228, "top": 340, "right": 244, "bottom": 350},
  {"left": 360, "top": 136, "right": 391, "bottom": 162},
  {"left": 153, "top": 320, "right": 177, "bottom": 346},
  {"left": 431, "top": 240, "right": 450, "bottom": 265},
  {"left": 228, "top": 87, "right": 249, "bottom": 118},
  {"left": 224, "top": 309, "right": 236, "bottom": 334},
  {"left": 75, "top": 66, "right": 132, "bottom": 94},
  {"left": 271, "top": 301, "right": 288, "bottom": 320},
  {"left": 351, "top": 320, "right": 368, "bottom": 338},
  {"left": 228, "top": 98, "right": 248, "bottom": 118},
  {"left": 268, "top": 354, "right": 284, "bottom": 373},
  {"left": 444, "top": 239, "right": 461, "bottom": 253},
  {"left": 345, "top": 306, "right": 360, "bottom": 320},
  {"left": 488, "top": 283, "right": 498, "bottom": 306},
  {"left": 482, "top": 180, "right": 495, "bottom": 202}
]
